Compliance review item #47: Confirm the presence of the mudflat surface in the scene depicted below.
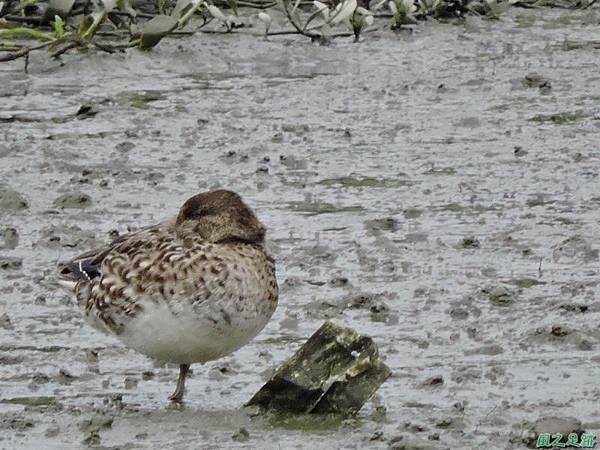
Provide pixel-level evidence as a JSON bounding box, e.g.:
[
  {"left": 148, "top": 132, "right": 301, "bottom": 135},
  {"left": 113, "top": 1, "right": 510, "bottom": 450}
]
[{"left": 1, "top": 8, "right": 600, "bottom": 449}]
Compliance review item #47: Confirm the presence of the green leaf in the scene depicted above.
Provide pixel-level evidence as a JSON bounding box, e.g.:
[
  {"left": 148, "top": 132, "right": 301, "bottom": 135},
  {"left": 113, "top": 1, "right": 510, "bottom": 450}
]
[
  {"left": 176, "top": 0, "right": 205, "bottom": 28},
  {"left": 139, "top": 14, "right": 178, "bottom": 50},
  {"left": 0, "top": 40, "right": 20, "bottom": 49},
  {"left": 53, "top": 15, "right": 65, "bottom": 38},
  {"left": 0, "top": 27, "right": 55, "bottom": 40},
  {"left": 80, "top": 10, "right": 107, "bottom": 39}
]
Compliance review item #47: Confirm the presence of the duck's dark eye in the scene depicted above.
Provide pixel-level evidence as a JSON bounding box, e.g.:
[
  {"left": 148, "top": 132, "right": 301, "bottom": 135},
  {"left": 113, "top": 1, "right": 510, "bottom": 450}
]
[{"left": 59, "top": 266, "right": 71, "bottom": 275}]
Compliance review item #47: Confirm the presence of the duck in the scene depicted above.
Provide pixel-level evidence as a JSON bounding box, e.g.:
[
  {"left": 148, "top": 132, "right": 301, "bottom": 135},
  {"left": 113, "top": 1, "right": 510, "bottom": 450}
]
[{"left": 57, "top": 190, "right": 278, "bottom": 402}]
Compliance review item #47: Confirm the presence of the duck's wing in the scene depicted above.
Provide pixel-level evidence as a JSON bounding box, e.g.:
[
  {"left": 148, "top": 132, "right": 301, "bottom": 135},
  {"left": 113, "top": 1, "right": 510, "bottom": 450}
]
[{"left": 57, "top": 219, "right": 174, "bottom": 291}]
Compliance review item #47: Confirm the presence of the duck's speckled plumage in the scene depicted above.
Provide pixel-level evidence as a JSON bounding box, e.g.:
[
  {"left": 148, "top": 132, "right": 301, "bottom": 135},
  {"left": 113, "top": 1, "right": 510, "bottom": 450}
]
[{"left": 58, "top": 190, "right": 278, "bottom": 401}]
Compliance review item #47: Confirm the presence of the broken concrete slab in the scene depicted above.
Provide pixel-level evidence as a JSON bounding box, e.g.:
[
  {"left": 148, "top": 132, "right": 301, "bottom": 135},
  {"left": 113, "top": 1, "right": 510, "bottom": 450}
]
[{"left": 247, "top": 320, "right": 391, "bottom": 415}]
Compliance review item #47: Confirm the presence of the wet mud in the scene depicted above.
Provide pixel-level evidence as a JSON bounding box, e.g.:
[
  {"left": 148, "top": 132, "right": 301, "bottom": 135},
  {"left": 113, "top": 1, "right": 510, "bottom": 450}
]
[{"left": 1, "top": 8, "right": 600, "bottom": 449}]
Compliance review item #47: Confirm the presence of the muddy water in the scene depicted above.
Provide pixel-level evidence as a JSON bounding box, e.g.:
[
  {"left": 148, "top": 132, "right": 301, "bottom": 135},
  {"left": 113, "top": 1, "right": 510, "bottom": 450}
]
[{"left": 1, "top": 8, "right": 600, "bottom": 449}]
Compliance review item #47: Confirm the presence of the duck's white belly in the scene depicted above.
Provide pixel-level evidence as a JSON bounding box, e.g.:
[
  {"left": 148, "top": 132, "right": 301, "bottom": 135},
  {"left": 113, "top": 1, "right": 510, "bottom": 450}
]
[
  {"left": 117, "top": 294, "right": 274, "bottom": 364},
  {"left": 79, "top": 240, "right": 278, "bottom": 364}
]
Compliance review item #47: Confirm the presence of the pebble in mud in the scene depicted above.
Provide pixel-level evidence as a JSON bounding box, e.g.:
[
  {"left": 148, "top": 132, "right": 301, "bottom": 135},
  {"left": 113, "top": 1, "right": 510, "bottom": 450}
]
[
  {"left": 464, "top": 344, "right": 504, "bottom": 356},
  {"left": 0, "top": 256, "right": 22, "bottom": 270},
  {"left": 365, "top": 217, "right": 398, "bottom": 233},
  {"left": 2, "top": 227, "right": 18, "bottom": 249},
  {"left": 388, "top": 435, "right": 443, "bottom": 450},
  {"left": 231, "top": 427, "right": 250, "bottom": 442},
  {"left": 0, "top": 414, "right": 34, "bottom": 431},
  {"left": 552, "top": 235, "right": 599, "bottom": 263},
  {"left": 558, "top": 303, "right": 588, "bottom": 313},
  {"left": 551, "top": 325, "right": 569, "bottom": 337},
  {"left": 115, "top": 141, "right": 135, "bottom": 153},
  {"left": 0, "top": 312, "right": 13, "bottom": 330},
  {"left": 82, "top": 430, "right": 101, "bottom": 446},
  {"left": 484, "top": 286, "right": 516, "bottom": 306},
  {"left": 420, "top": 376, "right": 444, "bottom": 388},
  {"left": 124, "top": 377, "right": 138, "bottom": 389},
  {"left": 85, "top": 349, "right": 98, "bottom": 363},
  {"left": 0, "top": 185, "right": 28, "bottom": 211},
  {"left": 53, "top": 192, "right": 92, "bottom": 209},
  {"left": 522, "top": 72, "right": 552, "bottom": 93},
  {"left": 78, "top": 413, "right": 114, "bottom": 433},
  {"left": 514, "top": 145, "right": 528, "bottom": 157},
  {"left": 399, "top": 422, "right": 428, "bottom": 433},
  {"left": 45, "top": 425, "right": 60, "bottom": 438},
  {"left": 461, "top": 236, "right": 480, "bottom": 248},
  {"left": 56, "top": 368, "right": 76, "bottom": 384}
]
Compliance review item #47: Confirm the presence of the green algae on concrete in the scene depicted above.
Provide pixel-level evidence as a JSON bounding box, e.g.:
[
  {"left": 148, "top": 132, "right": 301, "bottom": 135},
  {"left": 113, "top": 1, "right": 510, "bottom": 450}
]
[{"left": 247, "top": 321, "right": 391, "bottom": 415}]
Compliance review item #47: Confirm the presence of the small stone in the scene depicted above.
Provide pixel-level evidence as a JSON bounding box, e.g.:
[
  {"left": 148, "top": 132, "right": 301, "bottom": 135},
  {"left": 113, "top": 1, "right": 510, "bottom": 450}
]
[
  {"left": 115, "top": 142, "right": 135, "bottom": 152},
  {"left": 32, "top": 373, "right": 51, "bottom": 384},
  {"left": 231, "top": 427, "right": 249, "bottom": 442},
  {"left": 559, "top": 303, "right": 588, "bottom": 313},
  {"left": 34, "top": 295, "right": 46, "bottom": 305},
  {"left": 3, "top": 416, "right": 34, "bottom": 430},
  {"left": 453, "top": 401, "right": 465, "bottom": 412},
  {"left": 435, "top": 418, "right": 453, "bottom": 428},
  {"left": 79, "top": 413, "right": 114, "bottom": 433},
  {"left": 461, "top": 236, "right": 480, "bottom": 248},
  {"left": 85, "top": 350, "right": 98, "bottom": 363},
  {"left": 514, "top": 146, "right": 528, "bottom": 157},
  {"left": 485, "top": 286, "right": 516, "bottom": 306},
  {"left": 75, "top": 104, "right": 98, "bottom": 118},
  {"left": 82, "top": 430, "right": 101, "bottom": 446},
  {"left": 523, "top": 73, "right": 551, "bottom": 90},
  {"left": 21, "top": 285, "right": 33, "bottom": 294},
  {"left": 389, "top": 435, "right": 404, "bottom": 445},
  {"left": 372, "top": 405, "right": 387, "bottom": 421},
  {"left": 57, "top": 368, "right": 75, "bottom": 384},
  {"left": 0, "top": 185, "right": 28, "bottom": 211},
  {"left": 420, "top": 375, "right": 444, "bottom": 388},
  {"left": 329, "top": 276, "right": 349, "bottom": 287},
  {"left": 578, "top": 340, "right": 593, "bottom": 351},
  {"left": 0, "top": 313, "right": 13, "bottom": 330},
  {"left": 0, "top": 256, "right": 23, "bottom": 270},
  {"left": 53, "top": 193, "right": 92, "bottom": 209},
  {"left": 369, "top": 430, "right": 384, "bottom": 441},
  {"left": 124, "top": 377, "right": 138, "bottom": 390},
  {"left": 3, "top": 227, "right": 18, "bottom": 249},
  {"left": 448, "top": 307, "right": 469, "bottom": 320},
  {"left": 45, "top": 425, "right": 60, "bottom": 437},
  {"left": 464, "top": 344, "right": 504, "bottom": 356},
  {"left": 402, "top": 422, "right": 428, "bottom": 432},
  {"left": 551, "top": 325, "right": 569, "bottom": 337}
]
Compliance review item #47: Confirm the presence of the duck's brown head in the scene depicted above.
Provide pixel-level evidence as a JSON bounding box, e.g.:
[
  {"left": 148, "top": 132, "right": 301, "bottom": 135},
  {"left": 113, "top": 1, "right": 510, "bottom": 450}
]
[{"left": 176, "top": 190, "right": 266, "bottom": 244}]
